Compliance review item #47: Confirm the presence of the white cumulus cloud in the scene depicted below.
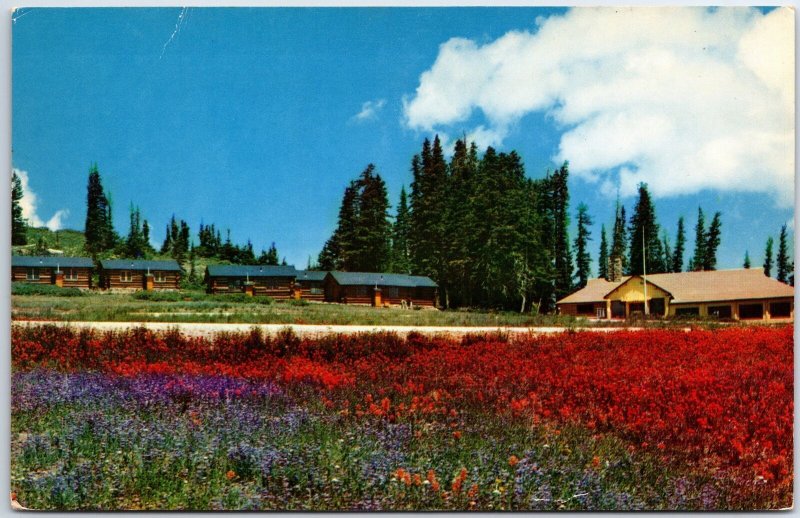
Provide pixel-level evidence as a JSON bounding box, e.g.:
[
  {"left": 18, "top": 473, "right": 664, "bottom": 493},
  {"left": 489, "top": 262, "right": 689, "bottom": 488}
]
[
  {"left": 352, "top": 99, "right": 387, "bottom": 122},
  {"left": 13, "top": 168, "right": 70, "bottom": 231},
  {"left": 403, "top": 7, "right": 794, "bottom": 206}
]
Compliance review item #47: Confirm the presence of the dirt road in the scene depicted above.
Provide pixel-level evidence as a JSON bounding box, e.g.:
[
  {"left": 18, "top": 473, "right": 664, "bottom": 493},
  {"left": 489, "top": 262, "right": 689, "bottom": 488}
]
[{"left": 12, "top": 320, "right": 651, "bottom": 338}]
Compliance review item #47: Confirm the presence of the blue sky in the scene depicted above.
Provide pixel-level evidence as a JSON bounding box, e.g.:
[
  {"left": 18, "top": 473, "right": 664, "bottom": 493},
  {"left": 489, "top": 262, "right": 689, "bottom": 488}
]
[{"left": 12, "top": 7, "right": 794, "bottom": 272}]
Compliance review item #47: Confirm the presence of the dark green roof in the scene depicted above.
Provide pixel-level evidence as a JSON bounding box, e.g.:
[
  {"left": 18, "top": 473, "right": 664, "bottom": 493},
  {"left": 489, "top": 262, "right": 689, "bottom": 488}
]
[
  {"left": 295, "top": 270, "right": 328, "bottom": 282},
  {"left": 100, "top": 259, "right": 181, "bottom": 271},
  {"left": 326, "top": 271, "right": 438, "bottom": 288},
  {"left": 206, "top": 264, "right": 297, "bottom": 278},
  {"left": 12, "top": 256, "right": 93, "bottom": 268}
]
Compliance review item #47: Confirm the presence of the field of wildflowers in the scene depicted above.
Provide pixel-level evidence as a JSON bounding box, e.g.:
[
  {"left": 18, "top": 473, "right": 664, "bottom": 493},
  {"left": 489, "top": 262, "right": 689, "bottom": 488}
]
[{"left": 11, "top": 324, "right": 793, "bottom": 510}]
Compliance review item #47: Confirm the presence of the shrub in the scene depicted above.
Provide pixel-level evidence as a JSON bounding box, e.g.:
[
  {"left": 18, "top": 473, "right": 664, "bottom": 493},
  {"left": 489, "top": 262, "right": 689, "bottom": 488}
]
[{"left": 12, "top": 283, "right": 85, "bottom": 297}]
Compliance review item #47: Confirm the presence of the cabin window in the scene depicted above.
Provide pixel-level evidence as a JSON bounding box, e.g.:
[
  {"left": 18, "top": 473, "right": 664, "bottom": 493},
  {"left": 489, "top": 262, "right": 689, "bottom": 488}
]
[
  {"left": 649, "top": 298, "right": 665, "bottom": 316},
  {"left": 310, "top": 286, "right": 323, "bottom": 295},
  {"left": 352, "top": 286, "right": 368, "bottom": 297},
  {"left": 386, "top": 287, "right": 399, "bottom": 298},
  {"left": 120, "top": 270, "right": 132, "bottom": 282},
  {"left": 576, "top": 303, "right": 595, "bottom": 315},
  {"left": 229, "top": 279, "right": 243, "bottom": 291},
  {"left": 26, "top": 268, "right": 39, "bottom": 280},
  {"left": 65, "top": 268, "right": 79, "bottom": 280},
  {"left": 770, "top": 302, "right": 791, "bottom": 318},
  {"left": 738, "top": 303, "right": 764, "bottom": 319},
  {"left": 675, "top": 307, "right": 699, "bottom": 317},
  {"left": 154, "top": 271, "right": 167, "bottom": 282},
  {"left": 708, "top": 305, "right": 732, "bottom": 319}
]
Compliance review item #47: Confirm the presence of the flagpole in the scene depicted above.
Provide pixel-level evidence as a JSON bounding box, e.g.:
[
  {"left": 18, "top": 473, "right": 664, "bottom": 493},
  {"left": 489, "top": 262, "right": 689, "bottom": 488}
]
[{"left": 643, "top": 224, "right": 649, "bottom": 316}]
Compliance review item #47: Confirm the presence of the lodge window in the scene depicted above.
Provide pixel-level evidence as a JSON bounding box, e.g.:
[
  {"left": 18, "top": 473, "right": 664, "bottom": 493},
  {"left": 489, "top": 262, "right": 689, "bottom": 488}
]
[
  {"left": 65, "top": 268, "right": 79, "bottom": 280},
  {"left": 120, "top": 270, "right": 132, "bottom": 282},
  {"left": 386, "top": 287, "right": 399, "bottom": 298},
  {"left": 352, "top": 286, "right": 368, "bottom": 297},
  {"left": 708, "top": 305, "right": 732, "bottom": 319},
  {"left": 310, "top": 286, "right": 323, "bottom": 295},
  {"left": 739, "top": 303, "right": 764, "bottom": 320},
  {"left": 229, "top": 279, "right": 243, "bottom": 291},
  {"left": 26, "top": 268, "right": 39, "bottom": 280},
  {"left": 576, "top": 303, "right": 595, "bottom": 315},
  {"left": 675, "top": 307, "right": 699, "bottom": 317},
  {"left": 154, "top": 271, "right": 167, "bottom": 282},
  {"left": 770, "top": 302, "right": 791, "bottom": 318}
]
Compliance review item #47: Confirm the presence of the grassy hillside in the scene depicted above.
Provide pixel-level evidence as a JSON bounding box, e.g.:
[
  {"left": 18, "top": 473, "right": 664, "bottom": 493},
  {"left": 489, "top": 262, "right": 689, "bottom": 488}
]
[{"left": 14, "top": 227, "right": 87, "bottom": 257}]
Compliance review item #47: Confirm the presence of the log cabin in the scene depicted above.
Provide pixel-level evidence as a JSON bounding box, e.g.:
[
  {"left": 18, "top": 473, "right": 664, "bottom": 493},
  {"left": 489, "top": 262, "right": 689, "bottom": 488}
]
[
  {"left": 205, "top": 264, "right": 297, "bottom": 299},
  {"left": 324, "top": 271, "right": 438, "bottom": 307},
  {"left": 99, "top": 259, "right": 181, "bottom": 291},
  {"left": 557, "top": 268, "right": 794, "bottom": 321},
  {"left": 294, "top": 270, "right": 327, "bottom": 301},
  {"left": 11, "top": 255, "right": 94, "bottom": 289}
]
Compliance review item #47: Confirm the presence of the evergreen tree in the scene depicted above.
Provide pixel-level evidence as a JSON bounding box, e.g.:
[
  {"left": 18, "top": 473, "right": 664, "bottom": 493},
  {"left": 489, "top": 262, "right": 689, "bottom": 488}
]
[
  {"left": 598, "top": 224, "right": 608, "bottom": 280},
  {"left": 776, "top": 224, "right": 790, "bottom": 283},
  {"left": 258, "top": 242, "right": 280, "bottom": 265},
  {"left": 549, "top": 162, "right": 573, "bottom": 301},
  {"left": 34, "top": 236, "right": 49, "bottom": 256},
  {"left": 318, "top": 181, "right": 359, "bottom": 270},
  {"left": 84, "top": 164, "right": 115, "bottom": 255},
  {"left": 122, "top": 204, "right": 147, "bottom": 258},
  {"left": 661, "top": 231, "right": 672, "bottom": 273},
  {"left": 142, "top": 220, "right": 154, "bottom": 255},
  {"left": 627, "top": 183, "right": 664, "bottom": 275},
  {"left": 702, "top": 212, "right": 722, "bottom": 271},
  {"left": 743, "top": 250, "right": 751, "bottom": 269},
  {"left": 764, "top": 237, "right": 774, "bottom": 277},
  {"left": 573, "top": 203, "right": 592, "bottom": 288},
  {"left": 691, "top": 208, "right": 706, "bottom": 271},
  {"left": 11, "top": 170, "right": 27, "bottom": 245},
  {"left": 389, "top": 186, "right": 412, "bottom": 274},
  {"left": 409, "top": 136, "right": 449, "bottom": 297},
  {"left": 352, "top": 165, "right": 391, "bottom": 271},
  {"left": 610, "top": 200, "right": 627, "bottom": 274},
  {"left": 672, "top": 216, "right": 686, "bottom": 273}
]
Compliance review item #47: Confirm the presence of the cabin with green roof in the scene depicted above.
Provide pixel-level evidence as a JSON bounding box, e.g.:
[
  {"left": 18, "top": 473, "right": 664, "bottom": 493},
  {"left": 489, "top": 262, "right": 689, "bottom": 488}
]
[
  {"left": 12, "top": 256, "right": 94, "bottom": 289},
  {"left": 99, "top": 259, "right": 181, "bottom": 291},
  {"left": 205, "top": 264, "right": 297, "bottom": 299},
  {"left": 324, "top": 271, "right": 438, "bottom": 307}
]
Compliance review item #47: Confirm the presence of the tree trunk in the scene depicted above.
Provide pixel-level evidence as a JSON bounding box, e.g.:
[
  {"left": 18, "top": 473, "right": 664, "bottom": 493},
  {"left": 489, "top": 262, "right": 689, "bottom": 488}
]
[{"left": 520, "top": 294, "right": 526, "bottom": 314}]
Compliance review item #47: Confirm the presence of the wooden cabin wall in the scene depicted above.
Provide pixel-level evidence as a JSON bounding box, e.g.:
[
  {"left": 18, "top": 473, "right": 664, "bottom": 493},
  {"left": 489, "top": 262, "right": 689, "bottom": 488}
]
[{"left": 12, "top": 266, "right": 93, "bottom": 289}]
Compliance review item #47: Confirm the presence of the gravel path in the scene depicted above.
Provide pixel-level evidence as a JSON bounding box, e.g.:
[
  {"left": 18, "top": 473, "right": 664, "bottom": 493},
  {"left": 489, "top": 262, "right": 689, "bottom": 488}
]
[{"left": 12, "top": 320, "right": 651, "bottom": 338}]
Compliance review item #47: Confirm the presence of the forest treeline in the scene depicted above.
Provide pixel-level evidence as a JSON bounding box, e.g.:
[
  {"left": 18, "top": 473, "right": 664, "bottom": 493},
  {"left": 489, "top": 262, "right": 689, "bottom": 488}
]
[
  {"left": 316, "top": 136, "right": 793, "bottom": 312},
  {"left": 10, "top": 138, "right": 793, "bottom": 310}
]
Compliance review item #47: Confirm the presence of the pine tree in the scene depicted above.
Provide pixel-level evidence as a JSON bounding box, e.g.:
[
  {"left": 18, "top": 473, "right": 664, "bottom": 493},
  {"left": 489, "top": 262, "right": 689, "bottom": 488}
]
[
  {"left": 672, "top": 216, "right": 686, "bottom": 273},
  {"left": 598, "top": 224, "right": 608, "bottom": 280},
  {"left": 352, "top": 164, "right": 391, "bottom": 272},
  {"left": 389, "top": 187, "right": 412, "bottom": 274},
  {"left": 142, "top": 220, "right": 154, "bottom": 255},
  {"left": 764, "top": 237, "right": 774, "bottom": 277},
  {"left": 34, "top": 235, "right": 49, "bottom": 256},
  {"left": 123, "top": 204, "right": 146, "bottom": 258},
  {"left": 743, "top": 250, "right": 751, "bottom": 269},
  {"left": 318, "top": 181, "right": 359, "bottom": 270},
  {"left": 661, "top": 231, "right": 672, "bottom": 273},
  {"left": 573, "top": 203, "right": 592, "bottom": 289},
  {"left": 702, "top": 212, "right": 722, "bottom": 271},
  {"left": 258, "top": 242, "right": 280, "bottom": 265},
  {"left": 11, "top": 170, "right": 27, "bottom": 245},
  {"left": 550, "top": 162, "right": 573, "bottom": 300},
  {"left": 627, "top": 183, "right": 664, "bottom": 275},
  {"left": 610, "top": 200, "right": 627, "bottom": 274},
  {"left": 776, "top": 224, "right": 790, "bottom": 283},
  {"left": 84, "top": 164, "right": 115, "bottom": 255},
  {"left": 691, "top": 208, "right": 706, "bottom": 271}
]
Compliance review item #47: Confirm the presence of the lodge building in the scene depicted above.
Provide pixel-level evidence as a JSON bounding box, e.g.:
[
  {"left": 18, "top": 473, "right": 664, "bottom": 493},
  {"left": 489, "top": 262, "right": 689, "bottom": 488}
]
[
  {"left": 294, "top": 270, "right": 327, "bottom": 302},
  {"left": 99, "top": 259, "right": 181, "bottom": 291},
  {"left": 557, "top": 268, "right": 794, "bottom": 321},
  {"left": 11, "top": 256, "right": 94, "bottom": 289}
]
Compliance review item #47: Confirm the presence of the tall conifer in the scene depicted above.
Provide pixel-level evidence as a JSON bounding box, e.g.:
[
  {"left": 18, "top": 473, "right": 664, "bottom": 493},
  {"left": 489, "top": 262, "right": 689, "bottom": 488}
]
[
  {"left": 11, "top": 170, "right": 26, "bottom": 245},
  {"left": 776, "top": 224, "right": 790, "bottom": 283}
]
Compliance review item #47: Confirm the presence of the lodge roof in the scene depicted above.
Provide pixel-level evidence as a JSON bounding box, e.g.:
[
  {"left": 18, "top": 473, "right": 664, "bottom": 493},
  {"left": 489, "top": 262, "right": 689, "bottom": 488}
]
[
  {"left": 557, "top": 268, "right": 794, "bottom": 305},
  {"left": 12, "top": 255, "right": 94, "bottom": 268},
  {"left": 100, "top": 259, "right": 182, "bottom": 272},
  {"left": 295, "top": 270, "right": 328, "bottom": 282},
  {"left": 327, "top": 271, "right": 438, "bottom": 288},
  {"left": 205, "top": 264, "right": 297, "bottom": 278}
]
